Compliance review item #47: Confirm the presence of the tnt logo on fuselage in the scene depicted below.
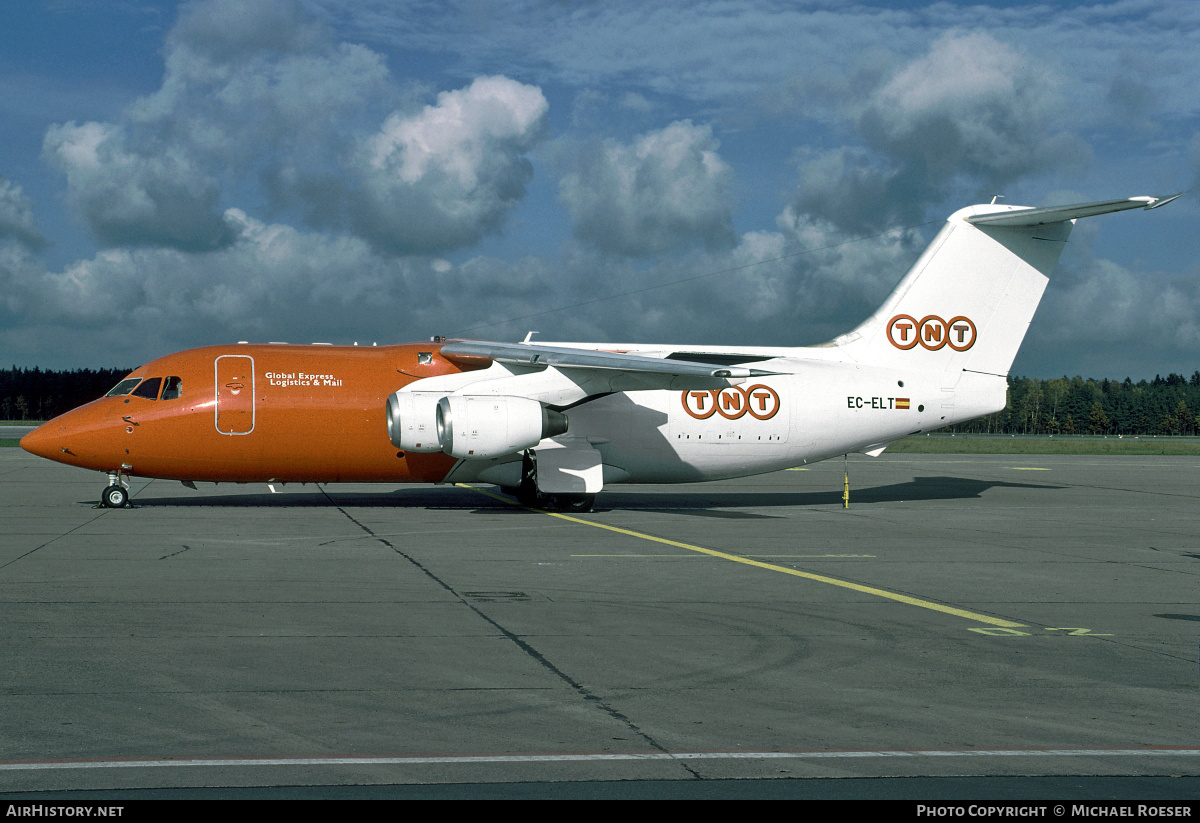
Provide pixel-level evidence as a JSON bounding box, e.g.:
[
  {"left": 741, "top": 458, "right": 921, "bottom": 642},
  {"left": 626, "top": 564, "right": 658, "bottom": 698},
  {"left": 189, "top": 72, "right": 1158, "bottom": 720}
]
[
  {"left": 682, "top": 385, "right": 780, "bottom": 420},
  {"left": 887, "top": 314, "right": 976, "bottom": 351}
]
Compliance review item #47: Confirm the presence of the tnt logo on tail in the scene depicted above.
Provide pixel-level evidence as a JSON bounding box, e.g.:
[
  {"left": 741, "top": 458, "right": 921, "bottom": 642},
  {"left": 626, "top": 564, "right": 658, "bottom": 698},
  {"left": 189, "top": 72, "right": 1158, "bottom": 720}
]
[{"left": 887, "top": 314, "right": 976, "bottom": 351}]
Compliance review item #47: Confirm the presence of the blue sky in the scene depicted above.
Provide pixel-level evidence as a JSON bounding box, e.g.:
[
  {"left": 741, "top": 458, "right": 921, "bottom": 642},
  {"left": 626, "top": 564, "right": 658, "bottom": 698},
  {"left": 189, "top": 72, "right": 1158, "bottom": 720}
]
[{"left": 0, "top": 0, "right": 1197, "bottom": 377}]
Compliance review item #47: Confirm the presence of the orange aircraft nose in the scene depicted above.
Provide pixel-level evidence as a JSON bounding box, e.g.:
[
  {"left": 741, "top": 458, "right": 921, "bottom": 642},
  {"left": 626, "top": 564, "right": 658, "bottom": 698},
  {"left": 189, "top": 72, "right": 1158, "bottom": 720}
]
[
  {"left": 19, "top": 422, "right": 58, "bottom": 461},
  {"left": 20, "top": 402, "right": 125, "bottom": 471}
]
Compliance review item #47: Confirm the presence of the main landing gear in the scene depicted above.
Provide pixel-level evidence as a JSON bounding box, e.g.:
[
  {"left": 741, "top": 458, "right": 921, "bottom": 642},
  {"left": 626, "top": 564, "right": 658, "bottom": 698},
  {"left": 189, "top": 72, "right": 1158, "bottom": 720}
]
[
  {"left": 553, "top": 494, "right": 596, "bottom": 513},
  {"left": 100, "top": 472, "right": 131, "bottom": 508},
  {"left": 504, "top": 452, "right": 597, "bottom": 513},
  {"left": 512, "top": 490, "right": 596, "bottom": 513}
]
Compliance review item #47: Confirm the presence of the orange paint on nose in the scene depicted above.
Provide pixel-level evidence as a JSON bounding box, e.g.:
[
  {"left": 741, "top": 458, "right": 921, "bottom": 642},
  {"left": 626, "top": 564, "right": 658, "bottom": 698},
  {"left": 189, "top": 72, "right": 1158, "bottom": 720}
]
[
  {"left": 19, "top": 423, "right": 57, "bottom": 460},
  {"left": 19, "top": 401, "right": 129, "bottom": 472}
]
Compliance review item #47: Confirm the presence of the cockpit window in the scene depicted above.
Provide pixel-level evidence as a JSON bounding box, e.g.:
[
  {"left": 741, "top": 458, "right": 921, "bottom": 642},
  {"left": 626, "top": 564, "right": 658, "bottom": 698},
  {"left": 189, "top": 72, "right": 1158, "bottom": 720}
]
[
  {"left": 161, "top": 376, "right": 183, "bottom": 400},
  {"left": 131, "top": 377, "right": 162, "bottom": 399},
  {"left": 105, "top": 378, "right": 142, "bottom": 397}
]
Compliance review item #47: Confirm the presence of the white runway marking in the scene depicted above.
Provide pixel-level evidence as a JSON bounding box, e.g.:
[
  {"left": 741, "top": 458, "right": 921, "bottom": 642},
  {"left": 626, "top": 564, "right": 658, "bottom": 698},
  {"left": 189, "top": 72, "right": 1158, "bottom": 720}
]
[{"left": 4, "top": 748, "right": 1199, "bottom": 771}]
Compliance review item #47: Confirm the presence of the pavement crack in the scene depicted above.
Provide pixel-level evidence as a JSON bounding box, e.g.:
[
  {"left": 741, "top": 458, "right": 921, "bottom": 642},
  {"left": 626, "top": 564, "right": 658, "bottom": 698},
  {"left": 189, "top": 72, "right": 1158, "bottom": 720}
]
[
  {"left": 321, "top": 490, "right": 698, "bottom": 778},
  {"left": 0, "top": 509, "right": 111, "bottom": 571}
]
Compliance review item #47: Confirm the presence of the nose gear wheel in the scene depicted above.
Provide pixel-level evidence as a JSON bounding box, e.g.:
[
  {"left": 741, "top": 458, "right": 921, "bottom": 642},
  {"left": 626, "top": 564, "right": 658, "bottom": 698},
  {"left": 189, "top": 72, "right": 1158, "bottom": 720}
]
[{"left": 99, "top": 471, "right": 131, "bottom": 508}]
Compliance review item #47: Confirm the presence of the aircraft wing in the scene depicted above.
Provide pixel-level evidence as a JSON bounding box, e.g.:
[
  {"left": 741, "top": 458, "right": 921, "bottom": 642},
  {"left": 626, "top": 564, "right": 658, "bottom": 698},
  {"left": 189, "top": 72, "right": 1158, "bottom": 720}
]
[
  {"left": 387, "top": 340, "right": 785, "bottom": 456},
  {"left": 440, "top": 339, "right": 780, "bottom": 380},
  {"left": 966, "top": 194, "right": 1184, "bottom": 227}
]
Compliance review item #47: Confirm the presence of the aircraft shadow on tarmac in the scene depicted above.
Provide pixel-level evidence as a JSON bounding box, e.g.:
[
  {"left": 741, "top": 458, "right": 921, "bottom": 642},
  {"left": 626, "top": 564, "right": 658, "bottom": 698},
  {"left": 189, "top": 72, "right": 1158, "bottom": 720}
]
[
  {"left": 108, "top": 475, "right": 1063, "bottom": 513},
  {"left": 599, "top": 476, "right": 1063, "bottom": 517}
]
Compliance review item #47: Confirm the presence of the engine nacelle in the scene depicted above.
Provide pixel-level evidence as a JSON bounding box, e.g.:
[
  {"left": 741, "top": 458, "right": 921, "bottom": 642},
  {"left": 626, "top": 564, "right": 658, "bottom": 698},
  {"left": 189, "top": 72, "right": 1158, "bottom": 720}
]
[
  {"left": 436, "top": 395, "right": 568, "bottom": 459},
  {"left": 385, "top": 391, "right": 445, "bottom": 452}
]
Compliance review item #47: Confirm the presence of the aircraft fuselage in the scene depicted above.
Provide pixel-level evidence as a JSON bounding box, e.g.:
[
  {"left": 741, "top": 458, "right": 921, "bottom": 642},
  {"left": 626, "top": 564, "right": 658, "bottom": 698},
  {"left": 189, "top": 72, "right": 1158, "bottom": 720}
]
[
  {"left": 20, "top": 344, "right": 465, "bottom": 484},
  {"left": 20, "top": 341, "right": 1000, "bottom": 488}
]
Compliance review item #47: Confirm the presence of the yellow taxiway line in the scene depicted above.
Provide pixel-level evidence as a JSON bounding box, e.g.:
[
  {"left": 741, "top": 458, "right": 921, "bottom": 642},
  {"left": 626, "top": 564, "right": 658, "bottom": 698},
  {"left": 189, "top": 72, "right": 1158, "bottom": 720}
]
[{"left": 458, "top": 484, "right": 1026, "bottom": 629}]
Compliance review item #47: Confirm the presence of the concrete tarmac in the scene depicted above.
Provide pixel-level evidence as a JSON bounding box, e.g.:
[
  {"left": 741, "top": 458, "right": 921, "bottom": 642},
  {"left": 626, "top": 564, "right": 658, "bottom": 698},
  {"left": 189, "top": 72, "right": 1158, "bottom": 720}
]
[{"left": 2, "top": 449, "right": 1199, "bottom": 796}]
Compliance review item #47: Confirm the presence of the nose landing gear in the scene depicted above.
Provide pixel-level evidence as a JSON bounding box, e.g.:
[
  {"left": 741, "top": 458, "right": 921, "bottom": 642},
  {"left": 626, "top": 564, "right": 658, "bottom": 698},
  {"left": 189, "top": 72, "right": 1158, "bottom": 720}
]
[{"left": 100, "top": 472, "right": 131, "bottom": 508}]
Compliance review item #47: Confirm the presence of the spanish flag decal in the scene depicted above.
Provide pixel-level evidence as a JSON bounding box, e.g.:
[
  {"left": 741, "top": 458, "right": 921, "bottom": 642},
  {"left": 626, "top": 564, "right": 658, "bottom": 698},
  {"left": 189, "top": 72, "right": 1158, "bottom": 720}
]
[{"left": 895, "top": 397, "right": 911, "bottom": 410}]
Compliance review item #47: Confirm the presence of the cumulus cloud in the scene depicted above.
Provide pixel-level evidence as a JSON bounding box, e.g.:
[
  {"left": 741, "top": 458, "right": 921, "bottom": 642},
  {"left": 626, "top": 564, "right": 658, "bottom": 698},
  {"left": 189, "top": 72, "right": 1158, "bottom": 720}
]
[
  {"left": 43, "top": 121, "right": 235, "bottom": 251},
  {"left": 0, "top": 187, "right": 916, "bottom": 368},
  {"left": 559, "top": 120, "right": 735, "bottom": 256},
  {"left": 0, "top": 207, "right": 572, "bottom": 368},
  {"left": 349, "top": 75, "right": 548, "bottom": 253},
  {"left": 132, "top": 0, "right": 393, "bottom": 196},
  {"left": 12, "top": 0, "right": 1197, "bottom": 381},
  {"left": 39, "top": 0, "right": 384, "bottom": 251},
  {"left": 39, "top": 0, "right": 545, "bottom": 256},
  {"left": 0, "top": 177, "right": 45, "bottom": 249},
  {"left": 792, "top": 33, "right": 1089, "bottom": 234},
  {"left": 5, "top": 188, "right": 1195, "bottom": 380},
  {"left": 1024, "top": 242, "right": 1200, "bottom": 377},
  {"left": 448, "top": 207, "right": 928, "bottom": 355},
  {"left": 866, "top": 33, "right": 1084, "bottom": 178},
  {"left": 165, "top": 0, "right": 324, "bottom": 64},
  {"left": 0, "top": 208, "right": 401, "bottom": 365}
]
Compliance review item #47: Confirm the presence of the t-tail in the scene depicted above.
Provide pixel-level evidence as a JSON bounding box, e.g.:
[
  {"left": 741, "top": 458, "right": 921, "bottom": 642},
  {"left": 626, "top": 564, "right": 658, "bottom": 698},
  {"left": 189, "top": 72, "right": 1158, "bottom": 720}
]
[{"left": 833, "top": 195, "right": 1183, "bottom": 380}]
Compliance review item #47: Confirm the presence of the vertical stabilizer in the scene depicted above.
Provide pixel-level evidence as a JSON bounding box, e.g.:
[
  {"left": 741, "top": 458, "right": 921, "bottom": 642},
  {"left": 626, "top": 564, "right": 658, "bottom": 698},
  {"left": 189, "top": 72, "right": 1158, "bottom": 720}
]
[{"left": 832, "top": 195, "right": 1178, "bottom": 377}]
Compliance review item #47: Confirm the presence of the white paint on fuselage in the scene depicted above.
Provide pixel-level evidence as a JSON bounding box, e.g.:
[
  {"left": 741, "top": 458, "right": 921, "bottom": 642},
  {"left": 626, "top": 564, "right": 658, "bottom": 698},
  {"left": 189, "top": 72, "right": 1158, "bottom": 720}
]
[{"left": 527, "top": 357, "right": 1006, "bottom": 484}]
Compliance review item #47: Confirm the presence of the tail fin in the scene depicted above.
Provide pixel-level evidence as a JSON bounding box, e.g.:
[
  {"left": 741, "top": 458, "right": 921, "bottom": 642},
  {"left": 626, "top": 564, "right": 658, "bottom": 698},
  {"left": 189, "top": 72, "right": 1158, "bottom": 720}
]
[{"left": 833, "top": 195, "right": 1180, "bottom": 377}]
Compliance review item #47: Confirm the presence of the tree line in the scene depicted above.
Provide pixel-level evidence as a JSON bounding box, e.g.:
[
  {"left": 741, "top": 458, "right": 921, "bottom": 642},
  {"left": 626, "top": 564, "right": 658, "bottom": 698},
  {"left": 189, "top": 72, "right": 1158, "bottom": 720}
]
[
  {"left": 4, "top": 366, "right": 1200, "bottom": 436},
  {"left": 1, "top": 367, "right": 132, "bottom": 421},
  {"left": 947, "top": 373, "right": 1200, "bottom": 436}
]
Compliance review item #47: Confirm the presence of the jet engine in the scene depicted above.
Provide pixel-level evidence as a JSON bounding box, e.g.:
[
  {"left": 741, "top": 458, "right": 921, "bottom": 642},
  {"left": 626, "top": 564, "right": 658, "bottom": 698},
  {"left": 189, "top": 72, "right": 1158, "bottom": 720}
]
[
  {"left": 436, "top": 395, "right": 568, "bottom": 459},
  {"left": 385, "top": 391, "right": 445, "bottom": 452}
]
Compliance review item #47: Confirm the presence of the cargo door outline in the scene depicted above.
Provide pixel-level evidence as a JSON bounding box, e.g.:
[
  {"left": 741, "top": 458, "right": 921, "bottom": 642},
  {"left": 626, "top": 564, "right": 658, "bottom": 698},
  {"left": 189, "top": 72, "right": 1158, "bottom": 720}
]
[{"left": 215, "top": 355, "right": 255, "bottom": 435}]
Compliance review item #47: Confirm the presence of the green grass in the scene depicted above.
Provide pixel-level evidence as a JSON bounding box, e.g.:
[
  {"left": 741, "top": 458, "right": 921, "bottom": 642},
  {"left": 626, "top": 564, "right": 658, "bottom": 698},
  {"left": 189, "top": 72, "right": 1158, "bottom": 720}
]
[
  {"left": 889, "top": 435, "right": 1200, "bottom": 455},
  {"left": 0, "top": 423, "right": 35, "bottom": 449}
]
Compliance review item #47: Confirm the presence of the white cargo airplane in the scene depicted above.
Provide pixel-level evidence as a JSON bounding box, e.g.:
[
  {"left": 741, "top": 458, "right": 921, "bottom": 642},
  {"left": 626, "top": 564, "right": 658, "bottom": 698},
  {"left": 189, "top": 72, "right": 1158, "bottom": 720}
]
[{"left": 21, "top": 194, "right": 1180, "bottom": 510}]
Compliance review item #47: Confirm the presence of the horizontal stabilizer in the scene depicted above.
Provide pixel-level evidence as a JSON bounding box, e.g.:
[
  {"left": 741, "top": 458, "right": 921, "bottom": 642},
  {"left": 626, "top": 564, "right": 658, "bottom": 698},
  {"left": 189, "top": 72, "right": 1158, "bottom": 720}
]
[{"left": 966, "top": 194, "right": 1182, "bottom": 227}]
